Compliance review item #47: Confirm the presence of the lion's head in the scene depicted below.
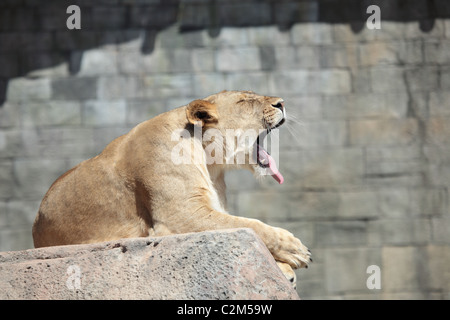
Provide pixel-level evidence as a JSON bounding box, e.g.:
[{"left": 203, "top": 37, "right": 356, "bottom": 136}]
[{"left": 185, "top": 90, "right": 286, "bottom": 184}]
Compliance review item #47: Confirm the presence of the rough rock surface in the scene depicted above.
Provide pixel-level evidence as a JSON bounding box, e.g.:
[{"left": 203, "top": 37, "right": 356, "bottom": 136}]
[{"left": 0, "top": 228, "right": 299, "bottom": 300}]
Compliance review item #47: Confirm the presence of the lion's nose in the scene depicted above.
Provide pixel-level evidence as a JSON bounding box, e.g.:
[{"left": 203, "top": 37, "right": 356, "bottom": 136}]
[{"left": 272, "top": 102, "right": 284, "bottom": 110}]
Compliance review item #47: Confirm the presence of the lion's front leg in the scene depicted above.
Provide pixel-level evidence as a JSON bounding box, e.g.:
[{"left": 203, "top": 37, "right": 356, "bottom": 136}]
[{"left": 164, "top": 208, "right": 312, "bottom": 271}]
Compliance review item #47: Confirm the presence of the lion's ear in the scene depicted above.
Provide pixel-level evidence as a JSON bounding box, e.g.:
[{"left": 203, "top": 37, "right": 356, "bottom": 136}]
[{"left": 186, "top": 99, "right": 218, "bottom": 127}]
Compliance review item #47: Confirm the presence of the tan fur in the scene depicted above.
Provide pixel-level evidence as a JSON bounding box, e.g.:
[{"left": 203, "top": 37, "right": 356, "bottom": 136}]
[{"left": 32, "top": 91, "right": 310, "bottom": 283}]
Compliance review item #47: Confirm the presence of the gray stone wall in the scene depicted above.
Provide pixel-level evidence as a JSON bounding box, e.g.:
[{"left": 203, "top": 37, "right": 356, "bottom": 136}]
[{"left": 0, "top": 0, "right": 449, "bottom": 299}]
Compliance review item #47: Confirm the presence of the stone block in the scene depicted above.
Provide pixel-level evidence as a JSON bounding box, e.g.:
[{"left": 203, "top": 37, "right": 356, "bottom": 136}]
[
  {"left": 155, "top": 25, "right": 206, "bottom": 49},
  {"left": 0, "top": 130, "right": 22, "bottom": 159},
  {"left": 5, "top": 200, "right": 40, "bottom": 227},
  {"left": 366, "top": 160, "right": 423, "bottom": 177},
  {"left": 376, "top": 188, "right": 411, "bottom": 219},
  {"left": 126, "top": 99, "right": 166, "bottom": 125},
  {"left": 274, "top": 46, "right": 321, "bottom": 70},
  {"left": 91, "top": 6, "right": 127, "bottom": 29},
  {"left": 268, "top": 70, "right": 309, "bottom": 95},
  {"left": 349, "top": 119, "right": 419, "bottom": 146},
  {"left": 0, "top": 229, "right": 299, "bottom": 300},
  {"left": 311, "top": 69, "right": 352, "bottom": 95},
  {"left": 20, "top": 32, "right": 53, "bottom": 52},
  {"left": 426, "top": 117, "right": 450, "bottom": 145},
  {"left": 259, "top": 46, "right": 276, "bottom": 71},
  {"left": 0, "top": 161, "right": 15, "bottom": 200},
  {"left": 439, "top": 67, "right": 450, "bottom": 89},
  {"left": 247, "top": 26, "right": 291, "bottom": 46},
  {"left": 279, "top": 96, "right": 321, "bottom": 122},
  {"left": 83, "top": 100, "right": 127, "bottom": 127},
  {"left": 78, "top": 49, "right": 118, "bottom": 76},
  {"left": 324, "top": 247, "right": 381, "bottom": 294},
  {"left": 144, "top": 74, "right": 193, "bottom": 98},
  {"left": 129, "top": 5, "right": 176, "bottom": 29},
  {"left": 291, "top": 23, "right": 333, "bottom": 44},
  {"left": 403, "top": 19, "right": 445, "bottom": 39},
  {"left": 235, "top": 191, "right": 293, "bottom": 222},
  {"left": 51, "top": 77, "right": 98, "bottom": 100},
  {"left": 431, "top": 218, "right": 450, "bottom": 244},
  {"left": 333, "top": 23, "right": 377, "bottom": 43},
  {"left": 375, "top": 22, "right": 407, "bottom": 40},
  {"left": 300, "top": 148, "right": 364, "bottom": 188},
  {"left": 370, "top": 66, "right": 406, "bottom": 93},
  {"left": 0, "top": 102, "right": 20, "bottom": 128},
  {"left": 224, "top": 72, "right": 271, "bottom": 94},
  {"left": 0, "top": 202, "right": 7, "bottom": 228},
  {"left": 320, "top": 44, "right": 358, "bottom": 68},
  {"left": 280, "top": 120, "right": 347, "bottom": 149},
  {"left": 216, "top": 48, "right": 261, "bottom": 72},
  {"left": 424, "top": 40, "right": 450, "bottom": 65},
  {"left": 192, "top": 73, "right": 225, "bottom": 97},
  {"left": 381, "top": 246, "right": 427, "bottom": 293},
  {"left": 22, "top": 53, "right": 69, "bottom": 78},
  {"left": 352, "top": 68, "right": 372, "bottom": 93},
  {"left": 359, "top": 40, "right": 423, "bottom": 67},
  {"left": 209, "top": 27, "right": 248, "bottom": 48},
  {"left": 191, "top": 48, "right": 215, "bottom": 72},
  {"left": 429, "top": 91, "right": 450, "bottom": 117},
  {"left": 316, "top": 221, "right": 368, "bottom": 247},
  {"left": 0, "top": 227, "right": 33, "bottom": 252},
  {"left": 410, "top": 188, "right": 448, "bottom": 217},
  {"left": 97, "top": 76, "right": 144, "bottom": 99},
  {"left": 12, "top": 159, "right": 67, "bottom": 199},
  {"left": 428, "top": 164, "right": 450, "bottom": 187},
  {"left": 426, "top": 245, "right": 450, "bottom": 292},
  {"left": 21, "top": 101, "right": 82, "bottom": 127},
  {"left": 92, "top": 127, "right": 132, "bottom": 153},
  {"left": 0, "top": 54, "right": 19, "bottom": 78},
  {"left": 337, "top": 191, "right": 379, "bottom": 220},
  {"left": 35, "top": 5, "right": 72, "bottom": 31},
  {"left": 369, "top": 219, "right": 431, "bottom": 246},
  {"left": 322, "top": 92, "right": 408, "bottom": 119},
  {"left": 20, "top": 128, "right": 96, "bottom": 158},
  {"left": 405, "top": 67, "right": 439, "bottom": 92},
  {"left": 358, "top": 41, "right": 395, "bottom": 66},
  {"left": 0, "top": 33, "right": 21, "bottom": 52},
  {"left": 54, "top": 31, "right": 97, "bottom": 51},
  {"left": 218, "top": 3, "right": 271, "bottom": 27},
  {"left": 117, "top": 50, "right": 169, "bottom": 75},
  {"left": 270, "top": 70, "right": 351, "bottom": 95},
  {"left": 235, "top": 189, "right": 376, "bottom": 222},
  {"left": 6, "top": 77, "right": 52, "bottom": 102}
]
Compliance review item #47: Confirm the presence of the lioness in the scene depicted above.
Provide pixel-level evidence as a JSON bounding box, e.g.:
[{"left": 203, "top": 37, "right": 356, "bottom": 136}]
[{"left": 32, "top": 90, "right": 311, "bottom": 285}]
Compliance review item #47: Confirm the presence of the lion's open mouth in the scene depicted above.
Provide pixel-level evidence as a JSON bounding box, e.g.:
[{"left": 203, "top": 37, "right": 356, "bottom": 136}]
[{"left": 256, "top": 128, "right": 284, "bottom": 185}]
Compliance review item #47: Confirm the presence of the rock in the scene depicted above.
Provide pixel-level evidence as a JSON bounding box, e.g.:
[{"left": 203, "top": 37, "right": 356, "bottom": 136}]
[{"left": 0, "top": 228, "right": 299, "bottom": 300}]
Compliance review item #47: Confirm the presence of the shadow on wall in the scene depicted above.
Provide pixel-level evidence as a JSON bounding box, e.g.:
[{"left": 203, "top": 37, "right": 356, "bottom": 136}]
[{"left": 0, "top": 0, "right": 449, "bottom": 105}]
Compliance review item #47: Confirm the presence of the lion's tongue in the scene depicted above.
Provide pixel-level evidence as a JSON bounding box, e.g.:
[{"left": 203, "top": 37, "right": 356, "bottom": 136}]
[{"left": 258, "top": 146, "right": 284, "bottom": 184}]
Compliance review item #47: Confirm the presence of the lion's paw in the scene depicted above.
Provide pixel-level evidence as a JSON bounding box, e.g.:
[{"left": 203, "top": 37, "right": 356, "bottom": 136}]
[{"left": 272, "top": 227, "right": 312, "bottom": 269}]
